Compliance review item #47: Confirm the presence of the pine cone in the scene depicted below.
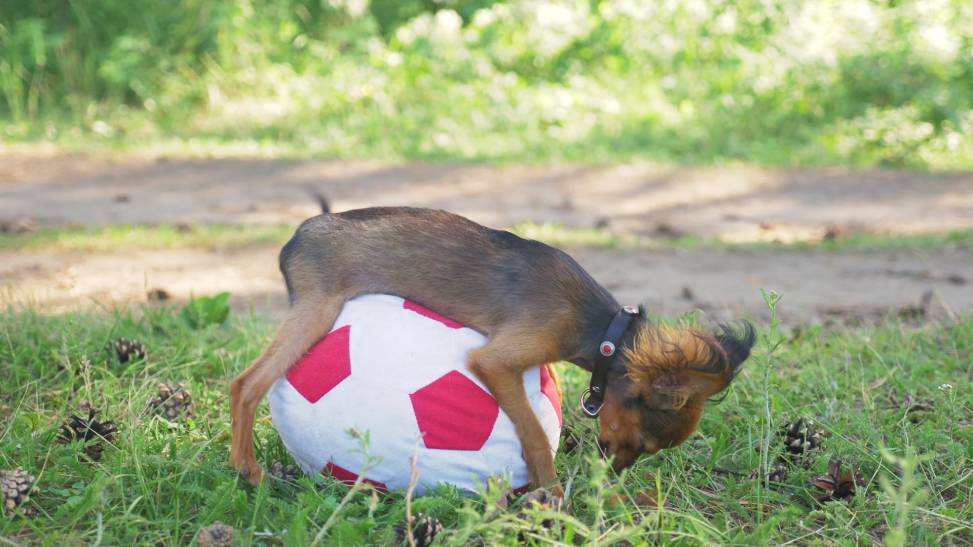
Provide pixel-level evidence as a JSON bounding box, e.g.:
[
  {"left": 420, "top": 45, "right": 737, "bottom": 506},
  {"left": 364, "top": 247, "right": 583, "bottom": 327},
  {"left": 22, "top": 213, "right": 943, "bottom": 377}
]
[
  {"left": 147, "top": 382, "right": 196, "bottom": 421},
  {"left": 58, "top": 407, "right": 118, "bottom": 461},
  {"left": 197, "top": 522, "right": 235, "bottom": 546},
  {"left": 1, "top": 468, "right": 38, "bottom": 515},
  {"left": 395, "top": 513, "right": 444, "bottom": 547},
  {"left": 269, "top": 461, "right": 300, "bottom": 482},
  {"left": 750, "top": 461, "right": 789, "bottom": 483},
  {"left": 147, "top": 288, "right": 170, "bottom": 302},
  {"left": 781, "top": 418, "right": 827, "bottom": 462},
  {"left": 811, "top": 459, "right": 864, "bottom": 502},
  {"left": 768, "top": 462, "right": 789, "bottom": 483},
  {"left": 108, "top": 337, "right": 147, "bottom": 363}
]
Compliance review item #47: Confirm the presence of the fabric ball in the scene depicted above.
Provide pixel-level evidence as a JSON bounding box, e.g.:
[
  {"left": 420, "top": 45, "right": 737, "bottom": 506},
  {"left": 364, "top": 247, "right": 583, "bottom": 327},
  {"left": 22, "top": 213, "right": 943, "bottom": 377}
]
[{"left": 268, "top": 294, "right": 562, "bottom": 494}]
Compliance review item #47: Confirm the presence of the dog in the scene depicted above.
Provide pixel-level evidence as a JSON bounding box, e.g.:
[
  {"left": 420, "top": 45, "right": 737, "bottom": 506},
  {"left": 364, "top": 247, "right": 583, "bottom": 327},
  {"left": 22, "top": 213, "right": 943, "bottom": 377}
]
[{"left": 230, "top": 206, "right": 755, "bottom": 499}]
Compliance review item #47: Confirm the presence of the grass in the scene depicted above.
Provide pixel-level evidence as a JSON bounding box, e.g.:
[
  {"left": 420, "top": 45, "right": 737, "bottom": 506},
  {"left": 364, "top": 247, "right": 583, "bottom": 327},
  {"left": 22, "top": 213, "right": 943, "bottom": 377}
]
[
  {"left": 0, "top": 224, "right": 296, "bottom": 253},
  {"left": 4, "top": 222, "right": 973, "bottom": 254},
  {"left": 1, "top": 300, "right": 971, "bottom": 544},
  {"left": 513, "top": 223, "right": 973, "bottom": 253},
  {"left": 2, "top": 223, "right": 640, "bottom": 253}
]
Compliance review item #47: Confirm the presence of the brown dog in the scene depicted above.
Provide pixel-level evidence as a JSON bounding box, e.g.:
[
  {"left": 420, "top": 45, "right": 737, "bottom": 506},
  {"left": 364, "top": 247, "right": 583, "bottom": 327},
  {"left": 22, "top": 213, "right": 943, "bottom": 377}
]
[{"left": 230, "top": 206, "right": 755, "bottom": 496}]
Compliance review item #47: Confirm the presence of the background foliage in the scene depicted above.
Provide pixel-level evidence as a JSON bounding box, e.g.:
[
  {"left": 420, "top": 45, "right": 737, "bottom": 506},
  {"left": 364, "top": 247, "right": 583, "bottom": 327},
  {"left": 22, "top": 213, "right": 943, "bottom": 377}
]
[{"left": 3, "top": 0, "right": 973, "bottom": 166}]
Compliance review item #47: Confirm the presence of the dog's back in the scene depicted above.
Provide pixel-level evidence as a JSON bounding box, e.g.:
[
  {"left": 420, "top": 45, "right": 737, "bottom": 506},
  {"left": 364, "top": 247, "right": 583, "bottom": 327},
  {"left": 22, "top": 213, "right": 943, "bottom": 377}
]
[{"left": 279, "top": 207, "right": 617, "bottom": 337}]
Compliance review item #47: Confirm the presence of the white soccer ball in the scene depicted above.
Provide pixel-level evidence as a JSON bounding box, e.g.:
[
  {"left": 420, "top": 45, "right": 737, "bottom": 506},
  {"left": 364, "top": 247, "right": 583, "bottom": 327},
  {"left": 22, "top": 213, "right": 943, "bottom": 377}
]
[{"left": 268, "top": 294, "right": 562, "bottom": 494}]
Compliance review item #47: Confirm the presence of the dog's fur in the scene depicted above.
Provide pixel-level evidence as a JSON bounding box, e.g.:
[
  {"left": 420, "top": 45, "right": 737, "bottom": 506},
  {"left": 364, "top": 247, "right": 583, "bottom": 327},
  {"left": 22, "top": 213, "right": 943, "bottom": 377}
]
[{"left": 230, "top": 207, "right": 755, "bottom": 495}]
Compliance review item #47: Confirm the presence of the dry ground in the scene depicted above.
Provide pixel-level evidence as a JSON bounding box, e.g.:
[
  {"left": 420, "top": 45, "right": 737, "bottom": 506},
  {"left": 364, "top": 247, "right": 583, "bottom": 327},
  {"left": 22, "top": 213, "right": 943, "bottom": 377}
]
[{"left": 2, "top": 152, "right": 972, "bottom": 323}]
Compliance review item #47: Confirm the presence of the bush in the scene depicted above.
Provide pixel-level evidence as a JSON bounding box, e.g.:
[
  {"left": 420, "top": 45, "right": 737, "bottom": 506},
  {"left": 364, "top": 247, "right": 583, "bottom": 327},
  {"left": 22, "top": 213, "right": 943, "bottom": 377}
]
[{"left": 2, "top": 0, "right": 972, "bottom": 167}]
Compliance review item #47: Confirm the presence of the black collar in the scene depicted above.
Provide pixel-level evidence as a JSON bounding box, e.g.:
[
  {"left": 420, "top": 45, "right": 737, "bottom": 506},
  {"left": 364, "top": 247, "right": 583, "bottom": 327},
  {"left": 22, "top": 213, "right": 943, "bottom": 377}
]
[{"left": 580, "top": 305, "right": 640, "bottom": 417}]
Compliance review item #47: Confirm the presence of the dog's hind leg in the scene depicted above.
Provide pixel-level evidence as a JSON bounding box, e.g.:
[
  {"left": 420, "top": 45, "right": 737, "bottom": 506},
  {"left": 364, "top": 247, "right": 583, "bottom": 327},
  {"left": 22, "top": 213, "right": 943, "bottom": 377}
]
[{"left": 229, "top": 295, "right": 344, "bottom": 484}]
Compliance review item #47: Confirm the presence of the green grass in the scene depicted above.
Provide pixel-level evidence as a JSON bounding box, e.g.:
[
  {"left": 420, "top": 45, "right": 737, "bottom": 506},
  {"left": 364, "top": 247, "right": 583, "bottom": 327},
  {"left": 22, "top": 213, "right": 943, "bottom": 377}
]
[
  {"left": 0, "top": 224, "right": 297, "bottom": 253},
  {"left": 514, "top": 223, "right": 973, "bottom": 253},
  {"left": 1, "top": 300, "right": 971, "bottom": 544},
  {"left": 4, "top": 222, "right": 973, "bottom": 254}
]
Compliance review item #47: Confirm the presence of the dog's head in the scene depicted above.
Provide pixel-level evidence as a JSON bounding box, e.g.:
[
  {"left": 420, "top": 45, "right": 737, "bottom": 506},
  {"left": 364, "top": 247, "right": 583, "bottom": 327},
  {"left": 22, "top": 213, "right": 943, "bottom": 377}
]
[{"left": 597, "top": 320, "right": 755, "bottom": 470}]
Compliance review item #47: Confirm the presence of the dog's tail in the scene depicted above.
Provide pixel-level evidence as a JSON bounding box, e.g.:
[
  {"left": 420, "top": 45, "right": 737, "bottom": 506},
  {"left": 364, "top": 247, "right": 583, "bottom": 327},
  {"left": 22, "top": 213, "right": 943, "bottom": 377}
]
[{"left": 308, "top": 189, "right": 331, "bottom": 214}]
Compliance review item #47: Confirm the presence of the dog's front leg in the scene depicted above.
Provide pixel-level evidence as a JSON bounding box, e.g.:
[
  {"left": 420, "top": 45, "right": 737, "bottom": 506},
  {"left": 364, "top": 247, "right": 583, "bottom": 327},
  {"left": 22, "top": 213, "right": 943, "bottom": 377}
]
[{"left": 468, "top": 335, "right": 563, "bottom": 500}]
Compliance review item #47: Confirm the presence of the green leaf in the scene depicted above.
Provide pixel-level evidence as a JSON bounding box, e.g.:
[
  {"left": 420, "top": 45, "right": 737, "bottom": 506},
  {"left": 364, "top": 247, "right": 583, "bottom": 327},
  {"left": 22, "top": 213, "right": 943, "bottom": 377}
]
[{"left": 180, "top": 292, "right": 231, "bottom": 329}]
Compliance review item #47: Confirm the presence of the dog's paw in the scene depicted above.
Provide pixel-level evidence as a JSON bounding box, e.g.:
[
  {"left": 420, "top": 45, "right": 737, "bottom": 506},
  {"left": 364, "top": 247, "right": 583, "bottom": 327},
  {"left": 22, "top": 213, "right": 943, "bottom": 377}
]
[
  {"left": 243, "top": 464, "right": 266, "bottom": 486},
  {"left": 514, "top": 487, "right": 566, "bottom": 540},
  {"left": 522, "top": 487, "right": 565, "bottom": 512},
  {"left": 231, "top": 457, "right": 266, "bottom": 486}
]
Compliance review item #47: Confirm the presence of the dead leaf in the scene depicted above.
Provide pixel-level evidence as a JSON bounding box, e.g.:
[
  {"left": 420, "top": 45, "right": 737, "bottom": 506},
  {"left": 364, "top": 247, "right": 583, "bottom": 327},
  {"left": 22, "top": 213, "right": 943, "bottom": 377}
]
[{"left": 810, "top": 460, "right": 864, "bottom": 502}]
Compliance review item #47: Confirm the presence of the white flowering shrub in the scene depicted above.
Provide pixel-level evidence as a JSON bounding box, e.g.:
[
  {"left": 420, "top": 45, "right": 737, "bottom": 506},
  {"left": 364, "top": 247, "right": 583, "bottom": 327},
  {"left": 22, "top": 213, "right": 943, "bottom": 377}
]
[{"left": 3, "top": 0, "right": 973, "bottom": 166}]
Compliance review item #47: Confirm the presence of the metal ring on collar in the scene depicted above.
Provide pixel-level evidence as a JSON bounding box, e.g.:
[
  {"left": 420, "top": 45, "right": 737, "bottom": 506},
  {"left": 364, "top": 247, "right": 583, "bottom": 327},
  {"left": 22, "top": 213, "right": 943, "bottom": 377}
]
[{"left": 580, "top": 388, "right": 604, "bottom": 417}]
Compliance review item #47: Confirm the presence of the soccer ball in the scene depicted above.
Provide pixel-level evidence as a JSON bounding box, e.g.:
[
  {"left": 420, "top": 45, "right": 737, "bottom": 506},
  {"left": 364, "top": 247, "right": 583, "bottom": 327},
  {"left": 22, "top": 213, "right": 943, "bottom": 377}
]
[{"left": 268, "top": 294, "right": 562, "bottom": 494}]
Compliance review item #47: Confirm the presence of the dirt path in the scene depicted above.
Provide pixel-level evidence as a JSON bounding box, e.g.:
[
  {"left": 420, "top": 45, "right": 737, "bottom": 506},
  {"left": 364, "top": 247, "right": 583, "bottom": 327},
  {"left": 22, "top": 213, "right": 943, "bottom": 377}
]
[
  {"left": 2, "top": 153, "right": 972, "bottom": 322},
  {"left": 3, "top": 244, "right": 970, "bottom": 324}
]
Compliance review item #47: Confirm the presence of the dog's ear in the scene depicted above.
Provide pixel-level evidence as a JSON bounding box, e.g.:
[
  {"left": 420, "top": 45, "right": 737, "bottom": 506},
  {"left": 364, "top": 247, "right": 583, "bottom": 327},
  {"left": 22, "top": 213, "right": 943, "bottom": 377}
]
[
  {"left": 643, "top": 322, "right": 756, "bottom": 410},
  {"left": 644, "top": 370, "right": 723, "bottom": 410},
  {"left": 714, "top": 321, "right": 756, "bottom": 378}
]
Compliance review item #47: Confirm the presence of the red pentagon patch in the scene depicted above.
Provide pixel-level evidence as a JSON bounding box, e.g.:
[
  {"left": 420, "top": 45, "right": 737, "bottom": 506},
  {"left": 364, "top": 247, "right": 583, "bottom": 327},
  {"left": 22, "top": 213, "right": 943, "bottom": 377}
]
[
  {"left": 403, "top": 299, "right": 464, "bottom": 329},
  {"left": 286, "top": 325, "right": 352, "bottom": 403},
  {"left": 410, "top": 371, "right": 499, "bottom": 450},
  {"left": 539, "top": 365, "right": 563, "bottom": 427},
  {"left": 324, "top": 462, "right": 387, "bottom": 491}
]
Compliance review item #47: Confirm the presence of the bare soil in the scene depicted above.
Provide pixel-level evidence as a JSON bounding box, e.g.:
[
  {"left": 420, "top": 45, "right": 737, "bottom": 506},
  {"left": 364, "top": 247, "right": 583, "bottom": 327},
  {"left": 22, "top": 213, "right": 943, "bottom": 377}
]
[{"left": 2, "top": 153, "right": 972, "bottom": 323}]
